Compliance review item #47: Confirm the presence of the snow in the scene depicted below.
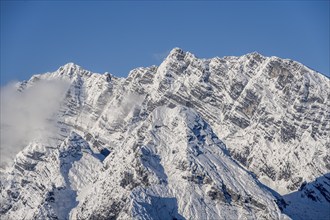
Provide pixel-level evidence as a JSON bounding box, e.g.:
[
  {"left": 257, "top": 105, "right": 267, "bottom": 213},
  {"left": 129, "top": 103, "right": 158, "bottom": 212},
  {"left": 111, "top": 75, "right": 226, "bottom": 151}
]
[{"left": 1, "top": 48, "right": 329, "bottom": 219}]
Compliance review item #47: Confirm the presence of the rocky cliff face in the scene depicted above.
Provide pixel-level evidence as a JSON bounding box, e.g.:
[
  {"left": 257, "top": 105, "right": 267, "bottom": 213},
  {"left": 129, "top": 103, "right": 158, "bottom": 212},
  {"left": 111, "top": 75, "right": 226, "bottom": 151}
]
[{"left": 1, "top": 48, "right": 329, "bottom": 219}]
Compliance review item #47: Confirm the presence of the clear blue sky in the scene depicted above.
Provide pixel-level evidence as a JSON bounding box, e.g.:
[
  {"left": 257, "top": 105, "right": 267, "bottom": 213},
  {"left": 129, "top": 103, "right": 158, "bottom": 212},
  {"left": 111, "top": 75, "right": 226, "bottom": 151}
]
[{"left": 1, "top": 1, "right": 329, "bottom": 85}]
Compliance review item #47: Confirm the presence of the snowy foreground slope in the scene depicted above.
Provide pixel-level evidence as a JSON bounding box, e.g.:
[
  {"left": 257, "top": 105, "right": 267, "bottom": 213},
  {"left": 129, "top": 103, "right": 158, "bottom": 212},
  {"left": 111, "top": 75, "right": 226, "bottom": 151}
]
[{"left": 1, "top": 48, "right": 329, "bottom": 219}]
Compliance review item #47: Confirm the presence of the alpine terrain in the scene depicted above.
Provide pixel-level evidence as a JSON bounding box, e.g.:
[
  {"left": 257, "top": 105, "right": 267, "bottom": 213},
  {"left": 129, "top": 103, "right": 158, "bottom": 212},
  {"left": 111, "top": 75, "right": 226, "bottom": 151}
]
[{"left": 1, "top": 48, "right": 329, "bottom": 220}]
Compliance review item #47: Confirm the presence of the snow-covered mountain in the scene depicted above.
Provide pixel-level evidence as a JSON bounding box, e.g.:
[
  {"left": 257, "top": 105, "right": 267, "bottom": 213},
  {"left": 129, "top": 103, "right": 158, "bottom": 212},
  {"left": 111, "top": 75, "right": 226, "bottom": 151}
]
[{"left": 1, "top": 48, "right": 329, "bottom": 219}]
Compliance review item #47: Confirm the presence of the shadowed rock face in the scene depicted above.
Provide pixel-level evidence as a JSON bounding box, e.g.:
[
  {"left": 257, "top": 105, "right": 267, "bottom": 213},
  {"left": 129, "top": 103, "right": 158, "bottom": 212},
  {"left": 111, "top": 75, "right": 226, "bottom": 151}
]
[
  {"left": 132, "top": 195, "right": 185, "bottom": 220},
  {"left": 282, "top": 173, "right": 330, "bottom": 220},
  {"left": 0, "top": 48, "right": 329, "bottom": 219}
]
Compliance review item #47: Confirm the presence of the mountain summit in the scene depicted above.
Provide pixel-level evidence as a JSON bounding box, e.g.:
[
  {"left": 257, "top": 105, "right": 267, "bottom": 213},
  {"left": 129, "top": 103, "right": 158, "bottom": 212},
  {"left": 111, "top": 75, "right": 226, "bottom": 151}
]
[{"left": 1, "top": 48, "right": 329, "bottom": 219}]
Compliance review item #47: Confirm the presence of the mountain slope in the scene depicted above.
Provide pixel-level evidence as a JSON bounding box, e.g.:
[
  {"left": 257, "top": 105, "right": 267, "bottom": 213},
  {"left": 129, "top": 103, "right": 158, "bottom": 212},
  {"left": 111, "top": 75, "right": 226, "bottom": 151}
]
[
  {"left": 1, "top": 48, "right": 329, "bottom": 219},
  {"left": 150, "top": 48, "right": 329, "bottom": 195},
  {"left": 73, "top": 106, "right": 285, "bottom": 219}
]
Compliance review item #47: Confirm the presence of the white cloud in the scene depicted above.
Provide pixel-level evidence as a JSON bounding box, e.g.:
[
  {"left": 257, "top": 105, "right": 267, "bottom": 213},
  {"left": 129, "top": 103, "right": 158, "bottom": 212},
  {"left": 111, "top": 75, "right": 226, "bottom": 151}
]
[{"left": 0, "top": 80, "right": 70, "bottom": 168}]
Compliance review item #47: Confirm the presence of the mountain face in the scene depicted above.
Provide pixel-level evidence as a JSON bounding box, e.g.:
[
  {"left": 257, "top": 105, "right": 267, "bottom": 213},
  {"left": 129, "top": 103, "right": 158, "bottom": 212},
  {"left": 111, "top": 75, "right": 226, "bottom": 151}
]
[{"left": 1, "top": 48, "right": 329, "bottom": 220}]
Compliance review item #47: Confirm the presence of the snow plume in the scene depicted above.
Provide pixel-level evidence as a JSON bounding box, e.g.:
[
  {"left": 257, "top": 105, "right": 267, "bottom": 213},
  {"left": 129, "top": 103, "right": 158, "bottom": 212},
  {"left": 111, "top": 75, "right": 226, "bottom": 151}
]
[
  {"left": 120, "top": 93, "right": 145, "bottom": 116},
  {"left": 0, "top": 79, "right": 70, "bottom": 168},
  {"left": 111, "top": 93, "right": 145, "bottom": 123}
]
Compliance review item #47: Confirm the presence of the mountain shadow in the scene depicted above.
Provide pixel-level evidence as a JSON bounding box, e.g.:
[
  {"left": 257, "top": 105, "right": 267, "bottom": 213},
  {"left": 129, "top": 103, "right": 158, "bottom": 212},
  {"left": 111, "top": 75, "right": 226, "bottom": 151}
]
[
  {"left": 281, "top": 173, "right": 330, "bottom": 220},
  {"left": 133, "top": 195, "right": 185, "bottom": 220}
]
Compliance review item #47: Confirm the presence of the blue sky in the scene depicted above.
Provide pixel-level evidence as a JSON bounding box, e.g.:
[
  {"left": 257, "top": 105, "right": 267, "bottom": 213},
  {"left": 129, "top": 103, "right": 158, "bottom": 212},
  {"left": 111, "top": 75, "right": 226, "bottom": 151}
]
[{"left": 1, "top": 1, "right": 329, "bottom": 84}]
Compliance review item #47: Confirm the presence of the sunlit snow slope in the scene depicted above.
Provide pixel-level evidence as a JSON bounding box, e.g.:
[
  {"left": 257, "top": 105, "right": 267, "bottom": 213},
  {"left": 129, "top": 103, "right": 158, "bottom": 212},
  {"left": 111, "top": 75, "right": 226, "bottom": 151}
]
[{"left": 1, "top": 48, "right": 329, "bottom": 220}]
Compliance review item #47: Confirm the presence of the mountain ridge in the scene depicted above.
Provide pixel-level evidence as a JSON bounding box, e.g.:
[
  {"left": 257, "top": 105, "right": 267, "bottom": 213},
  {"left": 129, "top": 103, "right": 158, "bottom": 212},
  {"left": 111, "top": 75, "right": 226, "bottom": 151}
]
[
  {"left": 1, "top": 48, "right": 329, "bottom": 219},
  {"left": 42, "top": 47, "right": 329, "bottom": 81}
]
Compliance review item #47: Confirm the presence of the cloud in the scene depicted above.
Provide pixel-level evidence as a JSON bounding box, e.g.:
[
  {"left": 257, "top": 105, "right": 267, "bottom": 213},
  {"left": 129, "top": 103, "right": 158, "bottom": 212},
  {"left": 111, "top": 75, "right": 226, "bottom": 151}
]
[
  {"left": 0, "top": 79, "right": 70, "bottom": 168},
  {"left": 108, "top": 92, "right": 145, "bottom": 124}
]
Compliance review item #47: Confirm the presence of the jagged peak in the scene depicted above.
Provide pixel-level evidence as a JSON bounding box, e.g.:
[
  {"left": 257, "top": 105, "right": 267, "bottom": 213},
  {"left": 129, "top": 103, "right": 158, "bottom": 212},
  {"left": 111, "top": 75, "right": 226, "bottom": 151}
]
[
  {"left": 58, "top": 62, "right": 83, "bottom": 72},
  {"left": 169, "top": 47, "right": 185, "bottom": 55},
  {"left": 241, "top": 51, "right": 267, "bottom": 64},
  {"left": 246, "top": 51, "right": 264, "bottom": 57},
  {"left": 162, "top": 47, "right": 198, "bottom": 65},
  {"left": 165, "top": 47, "right": 187, "bottom": 61},
  {"left": 55, "top": 62, "right": 95, "bottom": 78},
  {"left": 63, "top": 62, "right": 78, "bottom": 67}
]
